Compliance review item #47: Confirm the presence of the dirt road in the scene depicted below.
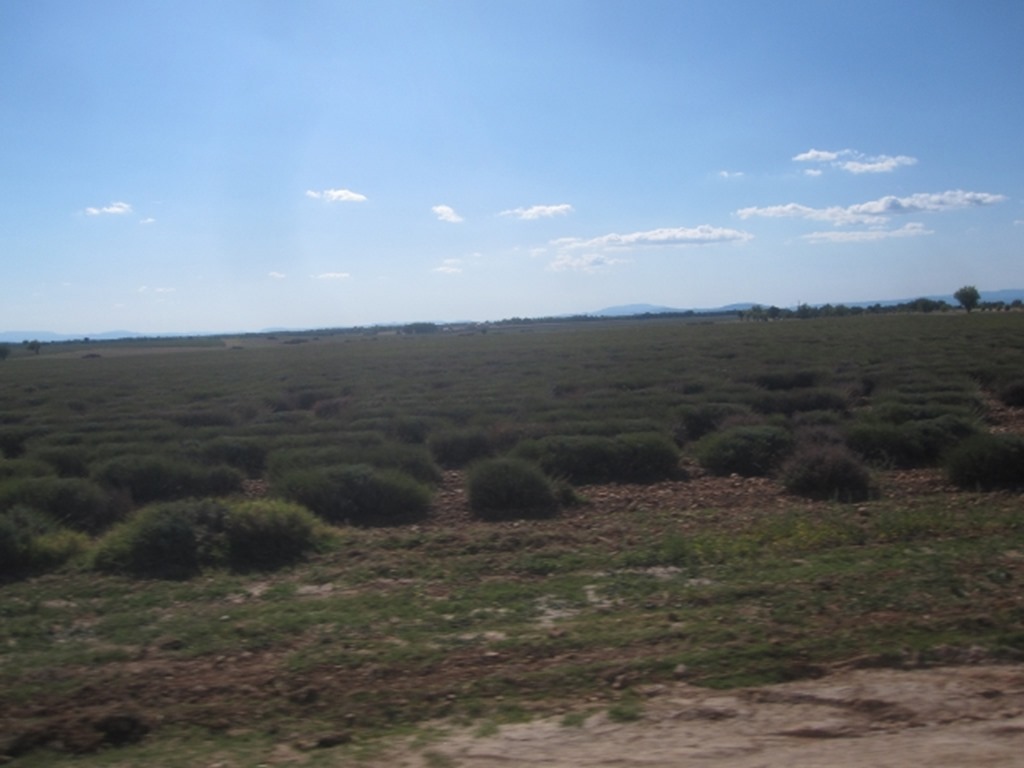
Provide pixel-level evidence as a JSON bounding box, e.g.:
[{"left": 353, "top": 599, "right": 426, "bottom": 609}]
[{"left": 378, "top": 664, "right": 1024, "bottom": 767}]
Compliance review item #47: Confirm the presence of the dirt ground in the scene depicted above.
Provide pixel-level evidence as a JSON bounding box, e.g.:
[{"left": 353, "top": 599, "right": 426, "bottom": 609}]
[{"left": 378, "top": 664, "right": 1024, "bottom": 768}]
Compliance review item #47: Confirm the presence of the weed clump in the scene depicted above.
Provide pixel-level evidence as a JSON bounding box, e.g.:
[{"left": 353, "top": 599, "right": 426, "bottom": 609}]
[
  {"left": 428, "top": 428, "right": 493, "bottom": 468},
  {"left": 93, "top": 455, "right": 244, "bottom": 505},
  {"left": 0, "top": 477, "right": 125, "bottom": 534},
  {"left": 945, "top": 434, "right": 1024, "bottom": 490},
  {"left": 751, "top": 388, "right": 848, "bottom": 417},
  {"left": 202, "top": 438, "right": 268, "bottom": 477},
  {"left": 514, "top": 433, "right": 679, "bottom": 484},
  {"left": 0, "top": 505, "right": 88, "bottom": 577},
  {"left": 467, "top": 458, "right": 560, "bottom": 521},
  {"left": 92, "top": 498, "right": 326, "bottom": 579},
  {"left": 276, "top": 464, "right": 432, "bottom": 526},
  {"left": 673, "top": 403, "right": 753, "bottom": 443},
  {"left": 779, "top": 444, "right": 876, "bottom": 502},
  {"left": 693, "top": 425, "right": 793, "bottom": 477},
  {"left": 224, "top": 499, "right": 325, "bottom": 571},
  {"left": 31, "top": 446, "right": 90, "bottom": 477},
  {"left": 846, "top": 414, "right": 979, "bottom": 468}
]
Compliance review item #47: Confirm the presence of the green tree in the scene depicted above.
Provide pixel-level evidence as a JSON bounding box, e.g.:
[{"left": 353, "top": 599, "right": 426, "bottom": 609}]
[
  {"left": 954, "top": 285, "right": 980, "bottom": 313},
  {"left": 0, "top": 345, "right": 10, "bottom": 361}
]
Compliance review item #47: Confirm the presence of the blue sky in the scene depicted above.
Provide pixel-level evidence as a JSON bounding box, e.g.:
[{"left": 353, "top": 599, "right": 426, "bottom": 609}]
[{"left": 2, "top": 1, "right": 1022, "bottom": 334}]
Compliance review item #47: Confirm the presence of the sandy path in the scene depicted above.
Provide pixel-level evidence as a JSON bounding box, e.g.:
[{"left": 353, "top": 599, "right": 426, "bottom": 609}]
[{"left": 376, "top": 665, "right": 1024, "bottom": 767}]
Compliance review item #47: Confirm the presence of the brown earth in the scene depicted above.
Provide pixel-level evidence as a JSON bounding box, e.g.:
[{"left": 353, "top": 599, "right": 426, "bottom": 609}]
[
  {"left": 379, "top": 664, "right": 1024, "bottom": 768},
  {"left": 3, "top": 398, "right": 1023, "bottom": 765}
]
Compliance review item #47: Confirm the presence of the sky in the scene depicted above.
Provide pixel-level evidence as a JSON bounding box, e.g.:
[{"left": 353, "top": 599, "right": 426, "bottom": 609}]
[{"left": 2, "top": 1, "right": 1023, "bottom": 335}]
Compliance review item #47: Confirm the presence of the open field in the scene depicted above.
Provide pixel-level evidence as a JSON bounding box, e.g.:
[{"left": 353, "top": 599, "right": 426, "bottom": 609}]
[{"left": 2, "top": 313, "right": 1024, "bottom": 765}]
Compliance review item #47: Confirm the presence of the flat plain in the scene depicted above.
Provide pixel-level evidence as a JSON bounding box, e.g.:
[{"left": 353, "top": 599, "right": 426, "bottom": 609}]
[{"left": 1, "top": 312, "right": 1023, "bottom": 765}]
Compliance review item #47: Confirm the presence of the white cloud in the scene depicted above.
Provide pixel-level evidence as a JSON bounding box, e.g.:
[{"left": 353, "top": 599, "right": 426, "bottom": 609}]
[
  {"left": 839, "top": 155, "right": 918, "bottom": 174},
  {"left": 85, "top": 201, "right": 132, "bottom": 216},
  {"left": 501, "top": 203, "right": 574, "bottom": 220},
  {"left": 802, "top": 222, "right": 934, "bottom": 243},
  {"left": 139, "top": 217, "right": 156, "bottom": 225},
  {"left": 432, "top": 204, "right": 463, "bottom": 223},
  {"left": 314, "top": 272, "right": 351, "bottom": 280},
  {"left": 792, "top": 148, "right": 917, "bottom": 174},
  {"left": 793, "top": 148, "right": 842, "bottom": 163},
  {"left": 305, "top": 188, "right": 367, "bottom": 203},
  {"left": 718, "top": 170, "right": 744, "bottom": 179},
  {"left": 138, "top": 285, "right": 175, "bottom": 293},
  {"left": 556, "top": 225, "right": 754, "bottom": 251},
  {"left": 803, "top": 169, "right": 823, "bottom": 177},
  {"left": 738, "top": 189, "right": 1006, "bottom": 226},
  {"left": 547, "top": 253, "right": 629, "bottom": 273},
  {"left": 268, "top": 271, "right": 287, "bottom": 280},
  {"left": 433, "top": 258, "right": 463, "bottom": 274}
]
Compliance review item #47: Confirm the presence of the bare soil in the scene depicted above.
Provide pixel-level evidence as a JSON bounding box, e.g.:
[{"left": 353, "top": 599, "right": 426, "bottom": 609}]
[{"left": 380, "top": 665, "right": 1024, "bottom": 768}]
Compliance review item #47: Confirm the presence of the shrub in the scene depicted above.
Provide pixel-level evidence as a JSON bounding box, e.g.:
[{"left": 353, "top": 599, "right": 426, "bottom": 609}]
[
  {"left": 0, "top": 477, "right": 125, "bottom": 534},
  {"left": 311, "top": 398, "right": 348, "bottom": 419},
  {"left": 266, "top": 443, "right": 441, "bottom": 486},
  {"left": 93, "top": 455, "right": 243, "bottom": 504},
  {"left": 846, "top": 415, "right": 980, "bottom": 468},
  {"left": 614, "top": 433, "right": 682, "bottom": 482},
  {"left": 467, "top": 458, "right": 559, "bottom": 521},
  {"left": 0, "top": 429, "right": 36, "bottom": 459},
  {"left": 673, "top": 403, "right": 752, "bottom": 443},
  {"left": 780, "top": 444, "right": 876, "bottom": 502},
  {"left": 693, "top": 425, "right": 794, "bottom": 477},
  {"left": 93, "top": 504, "right": 204, "bottom": 579},
  {"left": 751, "top": 388, "right": 848, "bottom": 416},
  {"left": 0, "top": 458, "right": 54, "bottom": 480},
  {"left": 32, "top": 446, "right": 90, "bottom": 477},
  {"left": 428, "top": 428, "right": 493, "bottom": 469},
  {"left": 753, "top": 370, "right": 820, "bottom": 390},
  {"left": 513, "top": 433, "right": 679, "bottom": 484},
  {"left": 169, "top": 409, "right": 236, "bottom": 428},
  {"left": 0, "top": 506, "right": 46, "bottom": 574},
  {"left": 945, "top": 434, "right": 1024, "bottom": 490},
  {"left": 202, "top": 438, "right": 268, "bottom": 477},
  {"left": 0, "top": 506, "right": 86, "bottom": 577},
  {"left": 92, "top": 498, "right": 326, "bottom": 579},
  {"left": 392, "top": 416, "right": 431, "bottom": 444},
  {"left": 998, "top": 379, "right": 1024, "bottom": 407},
  {"left": 275, "top": 464, "right": 431, "bottom": 526},
  {"left": 224, "top": 500, "right": 324, "bottom": 571}
]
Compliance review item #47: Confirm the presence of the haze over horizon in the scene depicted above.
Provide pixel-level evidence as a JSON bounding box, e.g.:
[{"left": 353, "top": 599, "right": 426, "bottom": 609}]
[{"left": 3, "top": 1, "right": 1022, "bottom": 336}]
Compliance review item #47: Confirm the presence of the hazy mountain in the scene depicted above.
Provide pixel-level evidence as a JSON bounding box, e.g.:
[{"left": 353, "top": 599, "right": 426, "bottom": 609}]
[{"left": 4, "top": 290, "right": 1022, "bottom": 343}]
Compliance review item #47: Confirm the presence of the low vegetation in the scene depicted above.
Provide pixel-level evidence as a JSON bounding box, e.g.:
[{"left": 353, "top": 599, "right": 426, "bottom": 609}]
[{"left": 1, "top": 311, "right": 1023, "bottom": 763}]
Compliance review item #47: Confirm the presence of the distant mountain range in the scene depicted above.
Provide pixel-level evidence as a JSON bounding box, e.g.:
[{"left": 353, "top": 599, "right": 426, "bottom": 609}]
[{"left": 4, "top": 289, "right": 1023, "bottom": 343}]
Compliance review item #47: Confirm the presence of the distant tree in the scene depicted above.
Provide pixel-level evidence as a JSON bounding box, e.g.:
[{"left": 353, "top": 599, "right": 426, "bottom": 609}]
[
  {"left": 954, "top": 285, "right": 981, "bottom": 313},
  {"left": 0, "top": 345, "right": 9, "bottom": 361},
  {"left": 26, "top": 340, "right": 42, "bottom": 355}
]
